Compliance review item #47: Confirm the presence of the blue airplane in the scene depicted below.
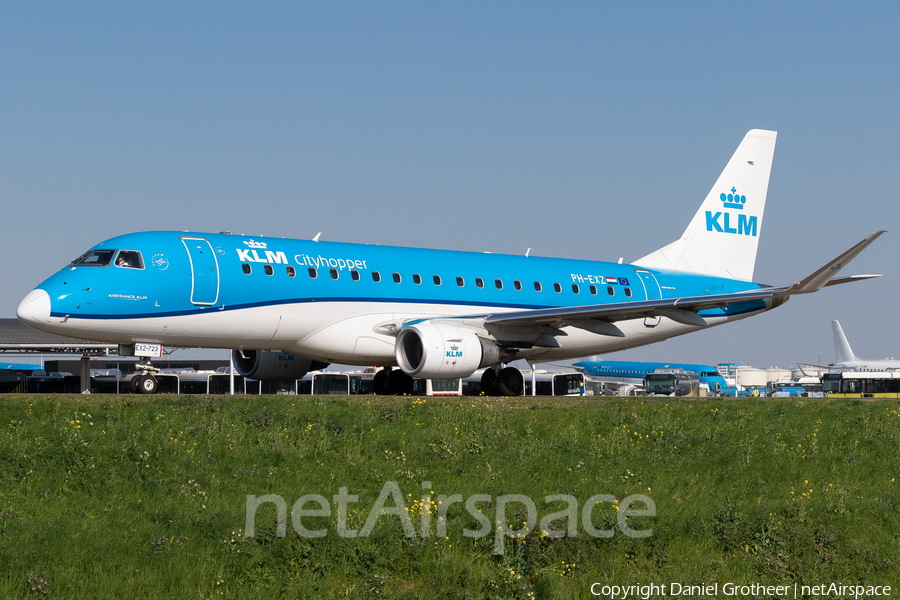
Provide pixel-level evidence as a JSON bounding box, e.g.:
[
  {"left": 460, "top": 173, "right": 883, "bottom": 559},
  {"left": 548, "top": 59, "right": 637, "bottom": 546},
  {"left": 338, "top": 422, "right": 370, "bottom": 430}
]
[
  {"left": 571, "top": 360, "right": 727, "bottom": 394},
  {"left": 17, "top": 130, "right": 884, "bottom": 394},
  {"left": 0, "top": 362, "right": 40, "bottom": 371}
]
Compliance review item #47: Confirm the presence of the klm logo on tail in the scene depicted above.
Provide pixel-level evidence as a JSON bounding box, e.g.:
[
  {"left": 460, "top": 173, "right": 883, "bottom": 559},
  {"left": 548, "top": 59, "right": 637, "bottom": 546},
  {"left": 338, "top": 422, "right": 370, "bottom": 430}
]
[{"left": 706, "top": 187, "right": 757, "bottom": 236}]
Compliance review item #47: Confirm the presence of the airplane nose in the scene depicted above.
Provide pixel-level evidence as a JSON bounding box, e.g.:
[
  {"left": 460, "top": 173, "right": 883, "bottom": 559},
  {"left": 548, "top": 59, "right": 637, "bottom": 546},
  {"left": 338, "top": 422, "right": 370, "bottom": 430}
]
[{"left": 17, "top": 289, "right": 51, "bottom": 326}]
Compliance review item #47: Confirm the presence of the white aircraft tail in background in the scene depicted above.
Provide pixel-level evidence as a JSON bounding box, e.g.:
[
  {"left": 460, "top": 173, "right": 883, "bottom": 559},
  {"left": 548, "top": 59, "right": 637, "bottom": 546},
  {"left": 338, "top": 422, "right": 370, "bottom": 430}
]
[
  {"left": 832, "top": 320, "right": 860, "bottom": 365},
  {"left": 798, "top": 320, "right": 900, "bottom": 373}
]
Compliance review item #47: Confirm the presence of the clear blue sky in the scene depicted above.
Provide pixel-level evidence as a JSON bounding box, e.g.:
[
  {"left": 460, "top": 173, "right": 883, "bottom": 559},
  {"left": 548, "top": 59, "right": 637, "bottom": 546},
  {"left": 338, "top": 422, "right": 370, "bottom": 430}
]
[{"left": 2, "top": 2, "right": 898, "bottom": 368}]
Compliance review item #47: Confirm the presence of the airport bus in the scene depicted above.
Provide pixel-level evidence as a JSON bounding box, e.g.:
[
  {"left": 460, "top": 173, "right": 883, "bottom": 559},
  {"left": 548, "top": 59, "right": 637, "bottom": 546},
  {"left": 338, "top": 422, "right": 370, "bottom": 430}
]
[
  {"left": 415, "top": 378, "right": 462, "bottom": 396},
  {"left": 644, "top": 369, "right": 700, "bottom": 396},
  {"left": 769, "top": 377, "right": 823, "bottom": 397},
  {"left": 525, "top": 372, "right": 585, "bottom": 396},
  {"left": 462, "top": 369, "right": 584, "bottom": 396},
  {"left": 822, "top": 371, "right": 900, "bottom": 397},
  {"left": 297, "top": 372, "right": 351, "bottom": 395}
]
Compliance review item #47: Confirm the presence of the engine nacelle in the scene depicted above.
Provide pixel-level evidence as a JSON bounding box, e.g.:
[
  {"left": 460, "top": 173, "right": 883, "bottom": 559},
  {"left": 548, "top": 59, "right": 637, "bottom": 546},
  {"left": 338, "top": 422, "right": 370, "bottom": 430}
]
[
  {"left": 231, "top": 350, "right": 329, "bottom": 381},
  {"left": 395, "top": 323, "right": 499, "bottom": 379}
]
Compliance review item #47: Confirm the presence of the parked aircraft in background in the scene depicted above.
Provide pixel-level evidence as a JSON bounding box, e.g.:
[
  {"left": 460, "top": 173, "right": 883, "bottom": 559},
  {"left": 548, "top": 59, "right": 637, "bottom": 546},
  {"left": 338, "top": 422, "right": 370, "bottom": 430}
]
[
  {"left": 571, "top": 360, "right": 727, "bottom": 395},
  {"left": 17, "top": 130, "right": 885, "bottom": 394},
  {"left": 0, "top": 362, "right": 40, "bottom": 371},
  {"left": 798, "top": 320, "right": 900, "bottom": 373}
]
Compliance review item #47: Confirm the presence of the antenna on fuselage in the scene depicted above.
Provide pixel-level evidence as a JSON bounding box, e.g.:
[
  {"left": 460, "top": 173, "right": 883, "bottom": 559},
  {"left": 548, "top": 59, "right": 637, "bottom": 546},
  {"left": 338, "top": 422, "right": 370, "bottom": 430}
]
[
  {"left": 313, "top": 232, "right": 322, "bottom": 242},
  {"left": 525, "top": 248, "right": 532, "bottom": 257}
]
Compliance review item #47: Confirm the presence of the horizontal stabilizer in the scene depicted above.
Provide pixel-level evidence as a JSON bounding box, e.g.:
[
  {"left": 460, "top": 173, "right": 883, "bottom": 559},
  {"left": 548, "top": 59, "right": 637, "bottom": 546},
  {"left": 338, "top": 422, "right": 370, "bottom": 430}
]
[
  {"left": 823, "top": 274, "right": 884, "bottom": 288},
  {"left": 778, "top": 231, "right": 886, "bottom": 295}
]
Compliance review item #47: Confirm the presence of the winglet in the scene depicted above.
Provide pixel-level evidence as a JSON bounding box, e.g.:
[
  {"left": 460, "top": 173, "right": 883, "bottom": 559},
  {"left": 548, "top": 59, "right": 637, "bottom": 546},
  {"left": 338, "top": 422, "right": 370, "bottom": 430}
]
[{"left": 781, "top": 231, "right": 885, "bottom": 295}]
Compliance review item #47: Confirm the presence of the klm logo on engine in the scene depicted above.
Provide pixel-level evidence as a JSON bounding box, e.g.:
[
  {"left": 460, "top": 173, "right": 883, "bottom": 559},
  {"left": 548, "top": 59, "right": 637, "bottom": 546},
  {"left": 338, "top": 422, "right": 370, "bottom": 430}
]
[
  {"left": 705, "top": 187, "right": 757, "bottom": 237},
  {"left": 446, "top": 344, "right": 463, "bottom": 359}
]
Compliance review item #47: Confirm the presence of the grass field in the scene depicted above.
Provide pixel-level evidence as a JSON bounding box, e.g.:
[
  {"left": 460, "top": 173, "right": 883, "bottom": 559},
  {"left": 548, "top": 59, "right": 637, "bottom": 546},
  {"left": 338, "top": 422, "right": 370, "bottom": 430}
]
[{"left": 1, "top": 393, "right": 898, "bottom": 598}]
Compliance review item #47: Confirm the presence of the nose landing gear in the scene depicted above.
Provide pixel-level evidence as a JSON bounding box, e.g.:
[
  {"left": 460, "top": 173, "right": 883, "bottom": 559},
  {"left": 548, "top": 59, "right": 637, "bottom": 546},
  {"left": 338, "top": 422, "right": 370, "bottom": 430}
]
[{"left": 129, "top": 356, "right": 160, "bottom": 394}]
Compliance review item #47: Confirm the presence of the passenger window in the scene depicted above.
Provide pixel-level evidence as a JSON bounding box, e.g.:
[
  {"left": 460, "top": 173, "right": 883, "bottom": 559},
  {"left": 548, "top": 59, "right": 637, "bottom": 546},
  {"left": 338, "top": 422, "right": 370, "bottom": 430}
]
[
  {"left": 115, "top": 250, "right": 144, "bottom": 269},
  {"left": 308, "top": 267, "right": 317, "bottom": 279},
  {"left": 553, "top": 282, "right": 561, "bottom": 293},
  {"left": 475, "top": 277, "right": 484, "bottom": 288},
  {"left": 264, "top": 264, "right": 274, "bottom": 276},
  {"left": 571, "top": 283, "right": 579, "bottom": 294},
  {"left": 456, "top": 276, "right": 464, "bottom": 287},
  {"left": 286, "top": 266, "right": 296, "bottom": 277},
  {"left": 624, "top": 287, "right": 632, "bottom": 298},
  {"left": 534, "top": 281, "right": 542, "bottom": 292},
  {"left": 331, "top": 268, "right": 339, "bottom": 280},
  {"left": 589, "top": 284, "right": 597, "bottom": 295},
  {"left": 393, "top": 272, "right": 401, "bottom": 283},
  {"left": 413, "top": 273, "right": 422, "bottom": 285},
  {"left": 351, "top": 269, "right": 360, "bottom": 281},
  {"left": 607, "top": 286, "right": 615, "bottom": 296},
  {"left": 514, "top": 280, "right": 522, "bottom": 291},
  {"left": 373, "top": 271, "right": 381, "bottom": 282},
  {"left": 495, "top": 279, "right": 503, "bottom": 290},
  {"left": 433, "top": 275, "right": 441, "bottom": 285},
  {"left": 242, "top": 263, "right": 252, "bottom": 275}
]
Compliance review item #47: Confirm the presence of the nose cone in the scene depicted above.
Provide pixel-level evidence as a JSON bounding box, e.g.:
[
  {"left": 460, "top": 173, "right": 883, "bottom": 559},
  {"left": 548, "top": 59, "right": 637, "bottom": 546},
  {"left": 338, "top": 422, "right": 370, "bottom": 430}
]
[{"left": 17, "top": 289, "right": 51, "bottom": 327}]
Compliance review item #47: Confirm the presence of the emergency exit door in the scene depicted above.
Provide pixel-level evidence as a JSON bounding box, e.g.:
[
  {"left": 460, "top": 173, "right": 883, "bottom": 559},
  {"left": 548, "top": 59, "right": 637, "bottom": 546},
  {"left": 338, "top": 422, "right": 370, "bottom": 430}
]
[{"left": 634, "top": 269, "right": 662, "bottom": 327}]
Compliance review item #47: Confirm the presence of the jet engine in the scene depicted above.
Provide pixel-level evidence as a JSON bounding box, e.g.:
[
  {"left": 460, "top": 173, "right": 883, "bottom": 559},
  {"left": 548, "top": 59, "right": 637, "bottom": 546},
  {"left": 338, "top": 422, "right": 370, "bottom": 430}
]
[
  {"left": 231, "top": 350, "right": 329, "bottom": 381},
  {"left": 395, "top": 323, "right": 499, "bottom": 379}
]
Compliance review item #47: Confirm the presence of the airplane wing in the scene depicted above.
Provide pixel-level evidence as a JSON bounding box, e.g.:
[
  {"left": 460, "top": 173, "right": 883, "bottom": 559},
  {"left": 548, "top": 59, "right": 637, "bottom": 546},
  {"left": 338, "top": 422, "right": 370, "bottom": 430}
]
[
  {"left": 795, "top": 362, "right": 832, "bottom": 375},
  {"left": 482, "top": 231, "right": 885, "bottom": 341},
  {"left": 484, "top": 288, "right": 774, "bottom": 336}
]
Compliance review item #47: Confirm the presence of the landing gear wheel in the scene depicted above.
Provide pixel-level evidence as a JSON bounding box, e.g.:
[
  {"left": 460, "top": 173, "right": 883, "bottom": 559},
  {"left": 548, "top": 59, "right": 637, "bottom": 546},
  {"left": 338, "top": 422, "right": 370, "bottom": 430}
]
[
  {"left": 480, "top": 369, "right": 499, "bottom": 396},
  {"left": 137, "top": 374, "right": 158, "bottom": 394},
  {"left": 130, "top": 375, "right": 141, "bottom": 394},
  {"left": 498, "top": 367, "right": 524, "bottom": 396},
  {"left": 387, "top": 370, "right": 414, "bottom": 395},
  {"left": 373, "top": 370, "right": 389, "bottom": 395}
]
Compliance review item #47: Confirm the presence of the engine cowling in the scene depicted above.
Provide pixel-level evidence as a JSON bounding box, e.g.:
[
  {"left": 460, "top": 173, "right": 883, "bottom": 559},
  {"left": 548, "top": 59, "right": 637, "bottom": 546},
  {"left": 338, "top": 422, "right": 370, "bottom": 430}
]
[
  {"left": 395, "top": 323, "right": 499, "bottom": 379},
  {"left": 231, "top": 350, "right": 329, "bottom": 381}
]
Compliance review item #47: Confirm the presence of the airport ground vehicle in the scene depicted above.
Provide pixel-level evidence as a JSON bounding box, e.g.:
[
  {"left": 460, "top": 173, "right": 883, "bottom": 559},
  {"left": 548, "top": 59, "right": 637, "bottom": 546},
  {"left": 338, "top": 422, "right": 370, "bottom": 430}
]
[
  {"left": 823, "top": 371, "right": 900, "bottom": 397},
  {"left": 644, "top": 369, "right": 700, "bottom": 396}
]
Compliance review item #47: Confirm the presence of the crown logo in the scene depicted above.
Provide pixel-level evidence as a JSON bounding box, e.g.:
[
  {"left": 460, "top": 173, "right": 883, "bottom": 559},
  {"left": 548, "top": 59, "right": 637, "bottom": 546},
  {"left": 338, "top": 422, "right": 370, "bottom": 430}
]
[
  {"left": 450, "top": 345, "right": 459, "bottom": 351},
  {"left": 720, "top": 187, "right": 746, "bottom": 210},
  {"left": 243, "top": 239, "right": 268, "bottom": 249}
]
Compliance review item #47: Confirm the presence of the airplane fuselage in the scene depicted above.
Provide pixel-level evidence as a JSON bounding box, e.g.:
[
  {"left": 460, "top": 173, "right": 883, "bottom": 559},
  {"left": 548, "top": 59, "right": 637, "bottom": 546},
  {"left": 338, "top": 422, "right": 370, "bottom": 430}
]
[{"left": 18, "top": 231, "right": 772, "bottom": 365}]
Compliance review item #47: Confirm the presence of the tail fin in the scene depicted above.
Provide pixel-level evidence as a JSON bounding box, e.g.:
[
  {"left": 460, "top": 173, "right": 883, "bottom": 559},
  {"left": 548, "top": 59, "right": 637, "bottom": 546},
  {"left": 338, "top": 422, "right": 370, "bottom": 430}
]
[
  {"left": 832, "top": 320, "right": 860, "bottom": 364},
  {"left": 634, "top": 129, "right": 777, "bottom": 281}
]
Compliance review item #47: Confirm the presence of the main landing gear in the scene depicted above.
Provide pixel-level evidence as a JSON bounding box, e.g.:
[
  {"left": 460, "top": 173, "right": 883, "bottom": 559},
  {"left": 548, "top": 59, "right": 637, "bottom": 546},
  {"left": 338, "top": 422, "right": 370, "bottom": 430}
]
[
  {"left": 480, "top": 365, "right": 524, "bottom": 397},
  {"left": 372, "top": 367, "right": 414, "bottom": 395},
  {"left": 129, "top": 356, "right": 159, "bottom": 394}
]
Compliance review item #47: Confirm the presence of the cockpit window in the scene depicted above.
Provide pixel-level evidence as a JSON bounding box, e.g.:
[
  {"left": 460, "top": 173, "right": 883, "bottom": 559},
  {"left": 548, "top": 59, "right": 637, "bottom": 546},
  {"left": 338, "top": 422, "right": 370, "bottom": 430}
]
[
  {"left": 115, "top": 250, "right": 144, "bottom": 269},
  {"left": 71, "top": 249, "right": 116, "bottom": 267}
]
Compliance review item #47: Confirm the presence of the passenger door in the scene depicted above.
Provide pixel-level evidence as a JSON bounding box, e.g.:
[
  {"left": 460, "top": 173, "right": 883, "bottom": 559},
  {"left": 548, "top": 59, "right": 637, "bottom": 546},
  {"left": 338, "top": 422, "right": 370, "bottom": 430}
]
[{"left": 181, "top": 237, "right": 220, "bottom": 306}]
